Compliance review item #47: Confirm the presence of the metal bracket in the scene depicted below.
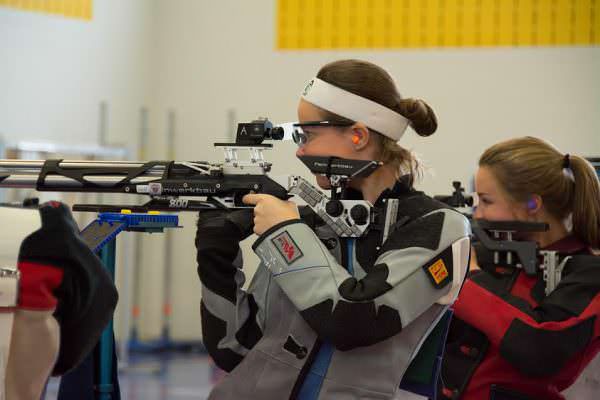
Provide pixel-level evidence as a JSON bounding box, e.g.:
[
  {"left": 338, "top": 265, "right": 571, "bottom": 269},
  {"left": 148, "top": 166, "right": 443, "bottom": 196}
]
[
  {"left": 539, "top": 251, "right": 570, "bottom": 295},
  {"left": 289, "top": 176, "right": 373, "bottom": 237}
]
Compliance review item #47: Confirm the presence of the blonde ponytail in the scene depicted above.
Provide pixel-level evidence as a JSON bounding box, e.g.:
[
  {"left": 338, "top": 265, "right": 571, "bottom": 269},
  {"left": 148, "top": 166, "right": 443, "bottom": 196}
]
[{"left": 570, "top": 155, "right": 600, "bottom": 248}]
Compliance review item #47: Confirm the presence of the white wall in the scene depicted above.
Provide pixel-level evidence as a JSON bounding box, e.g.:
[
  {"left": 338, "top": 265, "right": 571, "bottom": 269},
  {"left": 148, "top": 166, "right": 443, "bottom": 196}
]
[
  {"left": 0, "top": 0, "right": 157, "bottom": 344},
  {"left": 0, "top": 0, "right": 155, "bottom": 148},
  {"left": 149, "top": 2, "right": 600, "bottom": 191},
  {"left": 145, "top": 0, "right": 600, "bottom": 341}
]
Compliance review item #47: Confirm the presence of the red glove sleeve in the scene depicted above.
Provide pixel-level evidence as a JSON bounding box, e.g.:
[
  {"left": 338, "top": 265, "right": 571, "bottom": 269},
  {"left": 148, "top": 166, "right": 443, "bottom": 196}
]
[{"left": 17, "top": 261, "right": 64, "bottom": 310}]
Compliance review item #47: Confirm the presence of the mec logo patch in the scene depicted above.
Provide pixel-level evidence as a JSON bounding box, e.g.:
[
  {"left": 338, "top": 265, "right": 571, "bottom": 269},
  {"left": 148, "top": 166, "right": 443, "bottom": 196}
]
[
  {"left": 272, "top": 231, "right": 303, "bottom": 265},
  {"left": 424, "top": 258, "right": 450, "bottom": 288}
]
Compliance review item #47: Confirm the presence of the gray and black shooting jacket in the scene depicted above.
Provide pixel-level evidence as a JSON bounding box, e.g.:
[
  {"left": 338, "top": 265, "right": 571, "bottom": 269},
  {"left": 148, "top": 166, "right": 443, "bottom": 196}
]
[{"left": 195, "top": 179, "right": 471, "bottom": 399}]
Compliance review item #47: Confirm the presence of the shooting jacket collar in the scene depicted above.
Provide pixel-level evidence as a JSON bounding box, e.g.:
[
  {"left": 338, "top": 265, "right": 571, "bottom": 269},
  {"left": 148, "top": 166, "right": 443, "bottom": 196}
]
[
  {"left": 342, "top": 175, "right": 416, "bottom": 205},
  {"left": 543, "top": 235, "right": 588, "bottom": 255}
]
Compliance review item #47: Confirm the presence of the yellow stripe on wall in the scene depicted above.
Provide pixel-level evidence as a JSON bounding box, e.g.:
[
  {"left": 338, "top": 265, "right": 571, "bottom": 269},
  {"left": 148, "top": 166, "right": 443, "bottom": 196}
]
[
  {"left": 277, "top": 0, "right": 599, "bottom": 49},
  {"left": 0, "top": 0, "right": 93, "bottom": 21}
]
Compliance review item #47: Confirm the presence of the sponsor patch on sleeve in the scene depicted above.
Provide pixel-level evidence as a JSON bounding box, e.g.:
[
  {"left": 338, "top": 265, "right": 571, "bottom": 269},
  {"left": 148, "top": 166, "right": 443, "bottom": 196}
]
[
  {"left": 423, "top": 258, "right": 450, "bottom": 289},
  {"left": 271, "top": 231, "right": 303, "bottom": 265}
]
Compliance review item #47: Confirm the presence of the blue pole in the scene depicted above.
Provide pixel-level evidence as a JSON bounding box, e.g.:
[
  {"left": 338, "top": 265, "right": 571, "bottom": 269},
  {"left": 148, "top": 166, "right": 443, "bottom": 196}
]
[{"left": 97, "top": 239, "right": 117, "bottom": 400}]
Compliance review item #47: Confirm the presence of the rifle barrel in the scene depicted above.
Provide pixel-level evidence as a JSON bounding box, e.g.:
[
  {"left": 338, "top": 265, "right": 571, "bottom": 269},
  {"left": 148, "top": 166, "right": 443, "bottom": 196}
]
[
  {"left": 0, "top": 159, "right": 166, "bottom": 173},
  {"left": 0, "top": 174, "right": 160, "bottom": 188},
  {"left": 0, "top": 159, "right": 168, "bottom": 191}
]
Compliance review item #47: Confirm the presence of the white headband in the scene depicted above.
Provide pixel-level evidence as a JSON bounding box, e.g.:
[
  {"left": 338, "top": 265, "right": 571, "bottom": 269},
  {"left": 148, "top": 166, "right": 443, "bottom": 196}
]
[{"left": 301, "top": 77, "right": 410, "bottom": 141}]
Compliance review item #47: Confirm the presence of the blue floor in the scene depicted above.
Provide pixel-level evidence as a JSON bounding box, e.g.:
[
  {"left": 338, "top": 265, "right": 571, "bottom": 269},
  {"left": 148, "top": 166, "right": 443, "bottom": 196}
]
[
  {"left": 42, "top": 350, "right": 600, "bottom": 399},
  {"left": 44, "top": 353, "right": 221, "bottom": 400}
]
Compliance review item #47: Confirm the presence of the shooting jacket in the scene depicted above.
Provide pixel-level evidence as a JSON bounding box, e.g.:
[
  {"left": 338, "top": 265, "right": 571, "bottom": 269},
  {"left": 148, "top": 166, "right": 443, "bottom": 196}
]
[
  {"left": 439, "top": 235, "right": 600, "bottom": 400},
  {"left": 196, "top": 179, "right": 471, "bottom": 400}
]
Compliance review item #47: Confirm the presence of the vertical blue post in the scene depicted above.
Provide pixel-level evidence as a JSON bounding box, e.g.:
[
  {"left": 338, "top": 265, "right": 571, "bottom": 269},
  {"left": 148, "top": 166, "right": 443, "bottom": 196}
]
[{"left": 97, "top": 239, "right": 116, "bottom": 400}]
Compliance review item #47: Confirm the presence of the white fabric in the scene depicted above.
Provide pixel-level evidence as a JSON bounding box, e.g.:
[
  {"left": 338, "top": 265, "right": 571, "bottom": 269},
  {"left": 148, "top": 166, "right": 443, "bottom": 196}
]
[
  {"left": 0, "top": 270, "right": 18, "bottom": 400},
  {"left": 301, "top": 77, "right": 410, "bottom": 141},
  {"left": 5, "top": 309, "right": 60, "bottom": 400},
  {"left": 0, "top": 313, "right": 12, "bottom": 400},
  {"left": 0, "top": 208, "right": 40, "bottom": 268}
]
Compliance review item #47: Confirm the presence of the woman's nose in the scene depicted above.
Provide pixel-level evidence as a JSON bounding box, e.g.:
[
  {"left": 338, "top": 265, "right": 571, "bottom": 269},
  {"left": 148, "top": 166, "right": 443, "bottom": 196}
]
[
  {"left": 473, "top": 206, "right": 483, "bottom": 219},
  {"left": 295, "top": 146, "right": 304, "bottom": 158}
]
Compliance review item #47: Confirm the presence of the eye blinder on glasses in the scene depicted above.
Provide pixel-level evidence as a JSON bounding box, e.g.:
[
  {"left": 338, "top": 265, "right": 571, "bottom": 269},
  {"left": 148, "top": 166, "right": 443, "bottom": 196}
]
[{"left": 291, "top": 121, "right": 354, "bottom": 146}]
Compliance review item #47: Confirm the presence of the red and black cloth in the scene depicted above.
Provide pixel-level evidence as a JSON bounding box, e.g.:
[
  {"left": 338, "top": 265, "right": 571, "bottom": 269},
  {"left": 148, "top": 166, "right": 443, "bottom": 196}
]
[
  {"left": 17, "top": 201, "right": 118, "bottom": 375},
  {"left": 440, "top": 235, "right": 600, "bottom": 400}
]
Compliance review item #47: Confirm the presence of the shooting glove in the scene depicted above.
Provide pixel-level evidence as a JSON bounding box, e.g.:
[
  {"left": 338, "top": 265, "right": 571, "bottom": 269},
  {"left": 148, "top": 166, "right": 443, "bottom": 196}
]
[
  {"left": 17, "top": 201, "right": 118, "bottom": 375},
  {"left": 196, "top": 209, "right": 254, "bottom": 294},
  {"left": 196, "top": 209, "right": 254, "bottom": 243}
]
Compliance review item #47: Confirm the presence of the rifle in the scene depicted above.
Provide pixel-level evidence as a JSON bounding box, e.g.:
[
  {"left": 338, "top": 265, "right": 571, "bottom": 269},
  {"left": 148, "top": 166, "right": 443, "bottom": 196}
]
[
  {"left": 0, "top": 119, "right": 396, "bottom": 238},
  {"left": 470, "top": 219, "right": 583, "bottom": 295},
  {"left": 434, "top": 181, "right": 473, "bottom": 209}
]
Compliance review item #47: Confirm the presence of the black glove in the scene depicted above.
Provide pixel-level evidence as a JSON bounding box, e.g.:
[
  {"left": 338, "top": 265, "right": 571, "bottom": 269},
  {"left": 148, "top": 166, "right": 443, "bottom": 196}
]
[
  {"left": 196, "top": 209, "right": 254, "bottom": 302},
  {"left": 18, "top": 201, "right": 118, "bottom": 375},
  {"left": 196, "top": 208, "right": 254, "bottom": 243}
]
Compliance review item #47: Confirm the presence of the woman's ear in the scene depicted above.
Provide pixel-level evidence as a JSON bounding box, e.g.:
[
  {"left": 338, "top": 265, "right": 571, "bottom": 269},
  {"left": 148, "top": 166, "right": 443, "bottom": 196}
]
[{"left": 350, "top": 122, "right": 370, "bottom": 150}]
